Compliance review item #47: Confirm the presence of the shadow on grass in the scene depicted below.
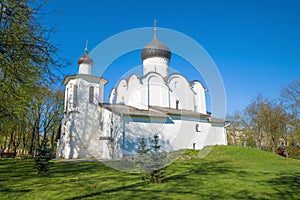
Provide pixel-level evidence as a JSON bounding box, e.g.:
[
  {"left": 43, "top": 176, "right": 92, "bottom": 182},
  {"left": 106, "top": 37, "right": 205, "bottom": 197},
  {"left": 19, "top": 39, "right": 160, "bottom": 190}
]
[
  {"left": 165, "top": 160, "right": 235, "bottom": 182},
  {"left": 0, "top": 159, "right": 33, "bottom": 196},
  {"left": 1, "top": 151, "right": 299, "bottom": 199},
  {"left": 62, "top": 160, "right": 231, "bottom": 199},
  {"left": 164, "top": 160, "right": 266, "bottom": 199},
  {"left": 65, "top": 182, "right": 145, "bottom": 200},
  {"left": 0, "top": 159, "right": 35, "bottom": 179},
  {"left": 0, "top": 188, "right": 31, "bottom": 193},
  {"left": 65, "top": 181, "right": 209, "bottom": 200},
  {"left": 51, "top": 161, "right": 109, "bottom": 176},
  {"left": 267, "top": 172, "right": 300, "bottom": 199},
  {"left": 73, "top": 160, "right": 247, "bottom": 199}
]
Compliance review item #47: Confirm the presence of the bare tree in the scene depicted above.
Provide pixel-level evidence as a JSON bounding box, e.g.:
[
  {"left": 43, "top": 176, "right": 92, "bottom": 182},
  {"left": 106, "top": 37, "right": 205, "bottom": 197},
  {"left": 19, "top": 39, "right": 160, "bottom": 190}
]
[{"left": 281, "top": 79, "right": 300, "bottom": 157}]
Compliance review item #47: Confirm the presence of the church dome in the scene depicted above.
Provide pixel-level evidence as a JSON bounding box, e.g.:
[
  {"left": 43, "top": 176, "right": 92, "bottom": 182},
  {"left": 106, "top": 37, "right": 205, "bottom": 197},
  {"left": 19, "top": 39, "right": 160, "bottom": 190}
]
[
  {"left": 141, "top": 31, "right": 171, "bottom": 61},
  {"left": 78, "top": 49, "right": 94, "bottom": 66}
]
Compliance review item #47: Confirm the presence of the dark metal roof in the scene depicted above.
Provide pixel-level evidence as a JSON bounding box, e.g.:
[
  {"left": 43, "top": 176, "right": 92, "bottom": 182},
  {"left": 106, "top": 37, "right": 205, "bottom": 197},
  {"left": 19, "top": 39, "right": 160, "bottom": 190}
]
[
  {"left": 99, "top": 103, "right": 168, "bottom": 118},
  {"left": 99, "top": 103, "right": 225, "bottom": 125},
  {"left": 209, "top": 117, "right": 226, "bottom": 124},
  {"left": 63, "top": 74, "right": 108, "bottom": 86},
  {"left": 99, "top": 103, "right": 210, "bottom": 119},
  {"left": 78, "top": 50, "right": 94, "bottom": 66},
  {"left": 141, "top": 33, "right": 171, "bottom": 61},
  {"left": 149, "top": 106, "right": 209, "bottom": 118}
]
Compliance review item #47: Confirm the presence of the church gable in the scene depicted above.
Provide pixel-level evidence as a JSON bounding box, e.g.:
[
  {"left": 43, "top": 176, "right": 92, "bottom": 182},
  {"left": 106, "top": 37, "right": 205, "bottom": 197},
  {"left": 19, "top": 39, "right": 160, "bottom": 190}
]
[
  {"left": 168, "top": 73, "right": 196, "bottom": 111},
  {"left": 191, "top": 81, "right": 207, "bottom": 114},
  {"left": 141, "top": 71, "right": 165, "bottom": 84},
  {"left": 115, "top": 79, "right": 128, "bottom": 104}
]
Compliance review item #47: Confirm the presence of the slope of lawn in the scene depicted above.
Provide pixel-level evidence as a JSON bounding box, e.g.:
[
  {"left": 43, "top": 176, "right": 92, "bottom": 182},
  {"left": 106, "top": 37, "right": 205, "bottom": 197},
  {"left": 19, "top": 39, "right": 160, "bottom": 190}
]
[{"left": 0, "top": 146, "right": 299, "bottom": 199}]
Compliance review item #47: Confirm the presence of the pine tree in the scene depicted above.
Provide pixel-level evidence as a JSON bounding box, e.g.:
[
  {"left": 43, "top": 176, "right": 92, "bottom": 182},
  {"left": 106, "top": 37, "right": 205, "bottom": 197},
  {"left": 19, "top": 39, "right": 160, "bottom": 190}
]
[
  {"left": 136, "top": 137, "right": 150, "bottom": 173},
  {"left": 148, "top": 133, "right": 165, "bottom": 183},
  {"left": 136, "top": 134, "right": 166, "bottom": 183},
  {"left": 34, "top": 137, "right": 52, "bottom": 175},
  {"left": 137, "top": 137, "right": 150, "bottom": 155}
]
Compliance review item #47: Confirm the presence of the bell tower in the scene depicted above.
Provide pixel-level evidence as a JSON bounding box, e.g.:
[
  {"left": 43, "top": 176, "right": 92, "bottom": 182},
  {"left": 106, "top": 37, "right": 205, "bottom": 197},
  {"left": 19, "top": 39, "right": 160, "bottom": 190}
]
[{"left": 57, "top": 43, "right": 107, "bottom": 159}]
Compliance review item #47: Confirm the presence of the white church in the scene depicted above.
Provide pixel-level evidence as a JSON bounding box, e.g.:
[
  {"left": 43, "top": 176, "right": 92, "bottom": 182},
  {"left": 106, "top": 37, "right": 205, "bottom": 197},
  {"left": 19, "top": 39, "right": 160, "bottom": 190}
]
[{"left": 56, "top": 27, "right": 227, "bottom": 159}]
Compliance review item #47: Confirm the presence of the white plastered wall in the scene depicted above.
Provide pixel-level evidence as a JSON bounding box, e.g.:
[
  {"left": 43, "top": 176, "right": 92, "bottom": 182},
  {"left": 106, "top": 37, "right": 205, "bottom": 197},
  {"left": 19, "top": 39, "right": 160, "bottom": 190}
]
[
  {"left": 191, "top": 81, "right": 207, "bottom": 114},
  {"left": 120, "top": 117, "right": 226, "bottom": 154},
  {"left": 168, "top": 74, "right": 195, "bottom": 111},
  {"left": 58, "top": 76, "right": 106, "bottom": 159}
]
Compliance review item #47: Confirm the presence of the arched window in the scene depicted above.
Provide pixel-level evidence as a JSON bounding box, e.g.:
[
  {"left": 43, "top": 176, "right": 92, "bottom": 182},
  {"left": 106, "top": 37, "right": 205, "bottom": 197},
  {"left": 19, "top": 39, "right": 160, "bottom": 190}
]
[
  {"left": 73, "top": 85, "right": 78, "bottom": 108},
  {"left": 89, "top": 86, "right": 94, "bottom": 103}
]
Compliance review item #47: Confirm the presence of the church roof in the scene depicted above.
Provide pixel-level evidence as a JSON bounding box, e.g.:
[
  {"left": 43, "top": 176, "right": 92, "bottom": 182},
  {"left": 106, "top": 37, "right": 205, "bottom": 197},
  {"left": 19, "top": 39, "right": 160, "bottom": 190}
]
[
  {"left": 99, "top": 103, "right": 214, "bottom": 121},
  {"left": 209, "top": 117, "right": 226, "bottom": 124},
  {"left": 99, "top": 103, "right": 168, "bottom": 118},
  {"left": 141, "top": 23, "right": 171, "bottom": 61},
  {"left": 78, "top": 46, "right": 93, "bottom": 66},
  {"left": 63, "top": 74, "right": 108, "bottom": 86},
  {"left": 149, "top": 106, "right": 209, "bottom": 119}
]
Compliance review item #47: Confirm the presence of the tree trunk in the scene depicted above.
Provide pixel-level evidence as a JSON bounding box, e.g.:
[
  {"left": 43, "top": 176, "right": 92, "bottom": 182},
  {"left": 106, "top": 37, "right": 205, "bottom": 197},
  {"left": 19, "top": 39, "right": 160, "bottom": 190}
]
[
  {"left": 8, "top": 130, "right": 15, "bottom": 153},
  {"left": 29, "top": 124, "right": 36, "bottom": 156}
]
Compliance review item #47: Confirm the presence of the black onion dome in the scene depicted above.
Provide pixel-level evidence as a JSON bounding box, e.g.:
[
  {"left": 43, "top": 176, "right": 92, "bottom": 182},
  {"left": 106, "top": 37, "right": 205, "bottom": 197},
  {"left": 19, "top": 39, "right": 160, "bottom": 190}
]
[
  {"left": 141, "top": 33, "right": 171, "bottom": 61},
  {"left": 78, "top": 49, "right": 94, "bottom": 66}
]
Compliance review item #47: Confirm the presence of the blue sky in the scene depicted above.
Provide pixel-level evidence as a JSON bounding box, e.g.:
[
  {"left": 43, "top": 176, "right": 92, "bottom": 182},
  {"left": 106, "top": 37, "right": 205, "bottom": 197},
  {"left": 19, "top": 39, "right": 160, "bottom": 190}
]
[{"left": 46, "top": 0, "right": 300, "bottom": 115}]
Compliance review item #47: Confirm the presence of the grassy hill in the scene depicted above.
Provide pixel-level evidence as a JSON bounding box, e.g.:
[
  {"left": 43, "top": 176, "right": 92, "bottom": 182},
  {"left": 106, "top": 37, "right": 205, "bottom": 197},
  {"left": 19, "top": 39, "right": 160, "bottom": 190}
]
[{"left": 0, "top": 146, "right": 299, "bottom": 199}]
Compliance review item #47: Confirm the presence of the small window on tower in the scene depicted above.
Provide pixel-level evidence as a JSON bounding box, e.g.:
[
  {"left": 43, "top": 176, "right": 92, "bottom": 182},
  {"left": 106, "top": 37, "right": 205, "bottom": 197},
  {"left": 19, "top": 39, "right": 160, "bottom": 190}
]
[
  {"left": 99, "top": 111, "right": 103, "bottom": 131},
  {"left": 73, "top": 85, "right": 78, "bottom": 108},
  {"left": 65, "top": 88, "right": 69, "bottom": 112},
  {"left": 89, "top": 86, "right": 94, "bottom": 103},
  {"left": 176, "top": 100, "right": 179, "bottom": 110}
]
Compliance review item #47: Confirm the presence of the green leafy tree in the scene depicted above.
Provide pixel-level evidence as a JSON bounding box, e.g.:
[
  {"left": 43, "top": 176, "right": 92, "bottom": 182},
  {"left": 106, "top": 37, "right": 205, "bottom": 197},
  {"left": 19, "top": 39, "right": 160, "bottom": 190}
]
[
  {"left": 0, "top": 0, "right": 63, "bottom": 155},
  {"left": 244, "top": 95, "right": 289, "bottom": 153},
  {"left": 0, "top": 0, "right": 61, "bottom": 119},
  {"left": 227, "top": 95, "right": 289, "bottom": 154}
]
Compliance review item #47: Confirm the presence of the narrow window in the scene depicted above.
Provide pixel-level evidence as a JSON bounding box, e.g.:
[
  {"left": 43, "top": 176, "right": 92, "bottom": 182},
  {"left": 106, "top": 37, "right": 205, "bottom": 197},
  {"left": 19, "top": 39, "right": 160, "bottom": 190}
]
[
  {"left": 176, "top": 100, "right": 179, "bottom": 110},
  {"left": 89, "top": 86, "right": 94, "bottom": 103},
  {"left": 73, "top": 85, "right": 78, "bottom": 108},
  {"left": 99, "top": 110, "right": 103, "bottom": 131},
  {"left": 65, "top": 88, "right": 69, "bottom": 112},
  {"left": 196, "top": 124, "right": 201, "bottom": 132}
]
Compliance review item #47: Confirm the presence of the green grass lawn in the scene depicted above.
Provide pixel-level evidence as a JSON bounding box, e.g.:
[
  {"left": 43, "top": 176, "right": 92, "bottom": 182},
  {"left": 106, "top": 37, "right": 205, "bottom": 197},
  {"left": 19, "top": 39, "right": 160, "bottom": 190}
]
[{"left": 0, "top": 146, "right": 300, "bottom": 199}]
